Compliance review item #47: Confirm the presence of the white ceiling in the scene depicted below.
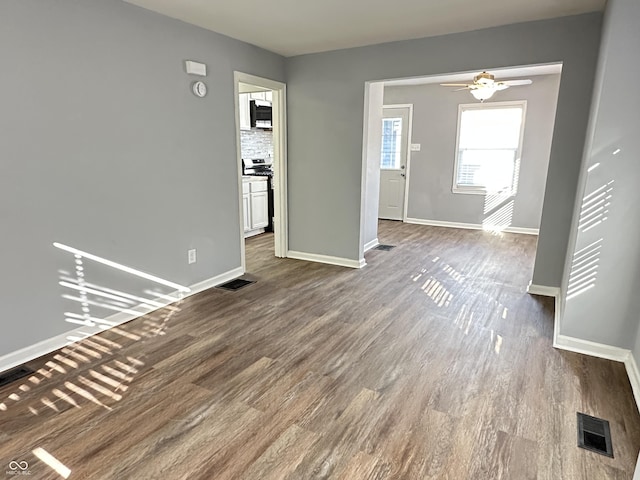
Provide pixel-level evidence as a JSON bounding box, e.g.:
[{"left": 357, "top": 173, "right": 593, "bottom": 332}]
[{"left": 123, "top": 0, "right": 604, "bottom": 57}]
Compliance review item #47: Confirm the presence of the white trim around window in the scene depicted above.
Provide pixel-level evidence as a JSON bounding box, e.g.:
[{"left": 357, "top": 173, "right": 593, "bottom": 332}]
[{"left": 452, "top": 100, "right": 527, "bottom": 195}]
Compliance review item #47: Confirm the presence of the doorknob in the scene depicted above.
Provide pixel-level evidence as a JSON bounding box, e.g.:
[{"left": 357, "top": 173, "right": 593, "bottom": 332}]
[{"left": 401, "top": 165, "right": 405, "bottom": 169}]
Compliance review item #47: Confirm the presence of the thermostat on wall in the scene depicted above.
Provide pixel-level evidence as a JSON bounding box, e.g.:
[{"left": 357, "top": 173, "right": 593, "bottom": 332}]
[{"left": 192, "top": 81, "right": 207, "bottom": 98}]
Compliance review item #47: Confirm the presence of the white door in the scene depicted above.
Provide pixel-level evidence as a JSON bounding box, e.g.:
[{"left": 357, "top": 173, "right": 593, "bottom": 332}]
[{"left": 379, "top": 107, "right": 410, "bottom": 220}]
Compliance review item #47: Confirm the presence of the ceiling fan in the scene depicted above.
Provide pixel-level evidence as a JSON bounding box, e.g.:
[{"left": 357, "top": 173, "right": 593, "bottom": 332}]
[{"left": 441, "top": 71, "right": 533, "bottom": 101}]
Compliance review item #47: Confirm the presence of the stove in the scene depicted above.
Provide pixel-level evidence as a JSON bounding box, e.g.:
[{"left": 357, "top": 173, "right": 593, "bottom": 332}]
[{"left": 243, "top": 157, "right": 273, "bottom": 177}]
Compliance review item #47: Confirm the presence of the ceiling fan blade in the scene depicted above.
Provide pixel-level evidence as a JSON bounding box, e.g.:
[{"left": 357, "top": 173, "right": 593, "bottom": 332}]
[
  {"left": 494, "top": 83, "right": 510, "bottom": 91},
  {"left": 453, "top": 87, "right": 471, "bottom": 91},
  {"left": 440, "top": 83, "right": 472, "bottom": 87},
  {"left": 502, "top": 79, "right": 533, "bottom": 86}
]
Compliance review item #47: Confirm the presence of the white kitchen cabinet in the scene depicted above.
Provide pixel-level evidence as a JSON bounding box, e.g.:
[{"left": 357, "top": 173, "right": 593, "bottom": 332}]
[
  {"left": 242, "top": 194, "right": 251, "bottom": 231},
  {"left": 249, "top": 180, "right": 268, "bottom": 229},
  {"left": 243, "top": 178, "right": 269, "bottom": 236},
  {"left": 239, "top": 93, "right": 251, "bottom": 131},
  {"left": 250, "top": 191, "right": 268, "bottom": 228},
  {"left": 264, "top": 91, "right": 273, "bottom": 102}
]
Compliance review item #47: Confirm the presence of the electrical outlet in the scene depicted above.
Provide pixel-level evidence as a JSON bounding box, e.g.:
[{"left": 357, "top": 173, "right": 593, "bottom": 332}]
[
  {"left": 410, "top": 143, "right": 421, "bottom": 152},
  {"left": 188, "top": 249, "right": 197, "bottom": 264}
]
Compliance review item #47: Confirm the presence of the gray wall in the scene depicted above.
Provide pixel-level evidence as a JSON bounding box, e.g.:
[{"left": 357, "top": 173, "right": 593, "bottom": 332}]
[
  {"left": 384, "top": 74, "right": 561, "bottom": 229},
  {"left": 560, "top": 0, "right": 640, "bottom": 349},
  {"left": 286, "top": 13, "right": 601, "bottom": 286},
  {"left": 0, "top": 0, "right": 284, "bottom": 358}
]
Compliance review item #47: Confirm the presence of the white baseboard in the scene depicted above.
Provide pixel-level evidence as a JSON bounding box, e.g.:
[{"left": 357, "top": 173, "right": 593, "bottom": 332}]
[
  {"left": 0, "top": 330, "right": 87, "bottom": 378},
  {"left": 0, "top": 266, "right": 245, "bottom": 374},
  {"left": 364, "top": 238, "right": 379, "bottom": 252},
  {"left": 188, "top": 266, "right": 244, "bottom": 295},
  {"left": 550, "top": 287, "right": 640, "bottom": 417},
  {"left": 287, "top": 250, "right": 366, "bottom": 269},
  {"left": 527, "top": 283, "right": 561, "bottom": 297},
  {"left": 405, "top": 217, "right": 539, "bottom": 235},
  {"left": 553, "top": 334, "right": 631, "bottom": 362},
  {"left": 625, "top": 353, "right": 640, "bottom": 415},
  {"left": 551, "top": 284, "right": 627, "bottom": 362},
  {"left": 406, "top": 217, "right": 478, "bottom": 230},
  {"left": 505, "top": 226, "right": 540, "bottom": 235},
  {"left": 554, "top": 333, "right": 640, "bottom": 415}
]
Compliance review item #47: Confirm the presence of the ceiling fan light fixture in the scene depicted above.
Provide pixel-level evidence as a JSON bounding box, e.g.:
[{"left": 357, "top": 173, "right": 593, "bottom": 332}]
[
  {"left": 470, "top": 88, "right": 495, "bottom": 101},
  {"left": 441, "top": 70, "right": 532, "bottom": 101},
  {"left": 474, "top": 71, "right": 495, "bottom": 85}
]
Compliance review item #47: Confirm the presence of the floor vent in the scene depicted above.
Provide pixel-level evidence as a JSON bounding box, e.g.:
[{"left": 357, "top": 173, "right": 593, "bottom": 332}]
[
  {"left": 217, "top": 278, "right": 255, "bottom": 291},
  {"left": 577, "top": 412, "right": 614, "bottom": 457},
  {"left": 375, "top": 244, "right": 396, "bottom": 251},
  {"left": 0, "top": 366, "right": 35, "bottom": 388}
]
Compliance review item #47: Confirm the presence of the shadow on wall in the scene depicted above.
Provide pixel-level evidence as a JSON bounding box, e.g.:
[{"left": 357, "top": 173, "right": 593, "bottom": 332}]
[
  {"left": 566, "top": 147, "right": 617, "bottom": 301},
  {"left": 0, "top": 243, "right": 190, "bottom": 419},
  {"left": 482, "top": 192, "right": 515, "bottom": 234},
  {"left": 0, "top": 244, "right": 194, "bottom": 478},
  {"left": 481, "top": 159, "right": 521, "bottom": 234},
  {"left": 53, "top": 242, "right": 189, "bottom": 333}
]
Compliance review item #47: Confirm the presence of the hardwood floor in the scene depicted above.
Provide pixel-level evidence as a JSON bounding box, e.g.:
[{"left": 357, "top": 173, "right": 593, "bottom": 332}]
[{"left": 2, "top": 220, "right": 640, "bottom": 479}]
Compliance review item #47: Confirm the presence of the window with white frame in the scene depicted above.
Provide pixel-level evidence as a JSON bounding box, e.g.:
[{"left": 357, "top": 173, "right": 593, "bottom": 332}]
[
  {"left": 453, "top": 101, "right": 526, "bottom": 194},
  {"left": 380, "top": 117, "right": 402, "bottom": 169}
]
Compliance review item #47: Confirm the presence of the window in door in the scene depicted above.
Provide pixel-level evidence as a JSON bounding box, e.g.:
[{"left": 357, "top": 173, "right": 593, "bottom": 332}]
[
  {"left": 453, "top": 101, "right": 526, "bottom": 195},
  {"left": 381, "top": 117, "right": 402, "bottom": 169}
]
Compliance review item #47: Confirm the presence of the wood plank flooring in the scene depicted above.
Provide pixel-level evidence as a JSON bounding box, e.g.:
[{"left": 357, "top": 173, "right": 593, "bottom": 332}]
[{"left": 1, "top": 220, "right": 640, "bottom": 479}]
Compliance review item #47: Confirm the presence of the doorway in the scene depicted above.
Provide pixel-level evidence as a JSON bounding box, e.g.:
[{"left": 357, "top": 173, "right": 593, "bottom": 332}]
[
  {"left": 361, "top": 64, "right": 563, "bottom": 289},
  {"left": 379, "top": 105, "right": 412, "bottom": 221},
  {"left": 234, "top": 72, "right": 288, "bottom": 271}
]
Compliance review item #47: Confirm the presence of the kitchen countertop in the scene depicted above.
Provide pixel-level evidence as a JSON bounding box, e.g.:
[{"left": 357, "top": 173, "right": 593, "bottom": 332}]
[{"left": 242, "top": 175, "right": 266, "bottom": 182}]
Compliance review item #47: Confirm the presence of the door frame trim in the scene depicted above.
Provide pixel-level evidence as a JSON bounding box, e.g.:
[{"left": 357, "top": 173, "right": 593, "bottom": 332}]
[
  {"left": 382, "top": 104, "right": 414, "bottom": 221},
  {"left": 234, "top": 72, "right": 288, "bottom": 270}
]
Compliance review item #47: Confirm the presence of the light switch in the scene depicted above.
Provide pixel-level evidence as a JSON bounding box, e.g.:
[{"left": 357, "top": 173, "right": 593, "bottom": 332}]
[{"left": 410, "top": 144, "right": 421, "bottom": 152}]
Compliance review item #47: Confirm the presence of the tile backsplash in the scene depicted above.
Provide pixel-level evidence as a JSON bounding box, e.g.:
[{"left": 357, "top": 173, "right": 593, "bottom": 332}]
[{"left": 241, "top": 129, "right": 273, "bottom": 159}]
